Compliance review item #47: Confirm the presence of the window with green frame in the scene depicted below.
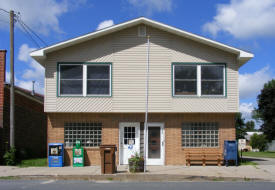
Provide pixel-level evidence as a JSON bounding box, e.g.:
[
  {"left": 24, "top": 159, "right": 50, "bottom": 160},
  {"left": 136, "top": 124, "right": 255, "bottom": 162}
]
[
  {"left": 58, "top": 63, "right": 111, "bottom": 96},
  {"left": 172, "top": 63, "right": 225, "bottom": 96}
]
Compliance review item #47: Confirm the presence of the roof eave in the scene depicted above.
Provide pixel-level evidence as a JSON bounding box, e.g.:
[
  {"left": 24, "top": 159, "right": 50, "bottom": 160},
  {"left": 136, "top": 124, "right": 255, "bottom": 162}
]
[{"left": 30, "top": 17, "right": 254, "bottom": 65}]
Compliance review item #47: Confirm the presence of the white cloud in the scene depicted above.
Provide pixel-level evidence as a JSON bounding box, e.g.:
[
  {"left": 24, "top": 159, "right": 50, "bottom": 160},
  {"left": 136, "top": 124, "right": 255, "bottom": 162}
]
[
  {"left": 203, "top": 0, "right": 275, "bottom": 39},
  {"left": 0, "top": 0, "right": 85, "bottom": 35},
  {"left": 18, "top": 44, "right": 36, "bottom": 62},
  {"left": 127, "top": 0, "right": 172, "bottom": 15},
  {"left": 13, "top": 44, "right": 45, "bottom": 94},
  {"left": 239, "top": 66, "right": 274, "bottom": 100},
  {"left": 5, "top": 71, "right": 44, "bottom": 94},
  {"left": 18, "top": 44, "right": 44, "bottom": 81},
  {"left": 239, "top": 102, "right": 254, "bottom": 121},
  {"left": 96, "top": 20, "right": 114, "bottom": 30}
]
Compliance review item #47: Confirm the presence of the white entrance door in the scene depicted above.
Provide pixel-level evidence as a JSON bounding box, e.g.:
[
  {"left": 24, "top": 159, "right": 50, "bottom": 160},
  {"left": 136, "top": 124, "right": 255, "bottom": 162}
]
[
  {"left": 119, "top": 122, "right": 140, "bottom": 165},
  {"left": 145, "top": 123, "right": 165, "bottom": 165}
]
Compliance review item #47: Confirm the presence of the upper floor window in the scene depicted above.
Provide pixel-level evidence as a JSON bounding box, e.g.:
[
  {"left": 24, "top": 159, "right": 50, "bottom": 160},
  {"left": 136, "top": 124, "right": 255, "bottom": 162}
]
[
  {"left": 58, "top": 63, "right": 111, "bottom": 97},
  {"left": 60, "top": 65, "right": 83, "bottom": 95},
  {"left": 173, "top": 64, "right": 225, "bottom": 97},
  {"left": 201, "top": 65, "right": 224, "bottom": 95},
  {"left": 174, "top": 65, "right": 197, "bottom": 95}
]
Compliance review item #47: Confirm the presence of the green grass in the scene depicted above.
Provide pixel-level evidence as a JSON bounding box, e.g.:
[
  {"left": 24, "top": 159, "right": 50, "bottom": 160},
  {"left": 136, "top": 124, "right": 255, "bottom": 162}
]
[
  {"left": 0, "top": 176, "right": 19, "bottom": 180},
  {"left": 17, "top": 158, "right": 47, "bottom": 167},
  {"left": 241, "top": 151, "right": 275, "bottom": 158},
  {"left": 240, "top": 160, "right": 258, "bottom": 166}
]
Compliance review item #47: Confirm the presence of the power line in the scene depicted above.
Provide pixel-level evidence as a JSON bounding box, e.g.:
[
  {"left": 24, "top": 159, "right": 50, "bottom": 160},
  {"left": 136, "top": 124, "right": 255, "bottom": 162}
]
[
  {"left": 18, "top": 20, "right": 41, "bottom": 48},
  {"left": 0, "top": 8, "right": 9, "bottom": 14},
  {"left": 18, "top": 18, "right": 48, "bottom": 47},
  {"left": 1, "top": 9, "right": 48, "bottom": 48}
]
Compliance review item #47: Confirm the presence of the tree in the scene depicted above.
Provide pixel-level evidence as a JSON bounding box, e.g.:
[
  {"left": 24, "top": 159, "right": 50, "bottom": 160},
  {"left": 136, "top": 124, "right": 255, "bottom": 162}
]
[
  {"left": 250, "top": 133, "right": 268, "bottom": 151},
  {"left": 245, "top": 121, "right": 255, "bottom": 131},
  {"left": 235, "top": 113, "right": 246, "bottom": 139},
  {"left": 254, "top": 79, "right": 275, "bottom": 141}
]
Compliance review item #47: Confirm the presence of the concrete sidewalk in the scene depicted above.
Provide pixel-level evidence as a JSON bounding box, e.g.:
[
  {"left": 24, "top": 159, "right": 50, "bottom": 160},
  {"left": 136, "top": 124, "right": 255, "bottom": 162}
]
[{"left": 0, "top": 165, "right": 274, "bottom": 181}]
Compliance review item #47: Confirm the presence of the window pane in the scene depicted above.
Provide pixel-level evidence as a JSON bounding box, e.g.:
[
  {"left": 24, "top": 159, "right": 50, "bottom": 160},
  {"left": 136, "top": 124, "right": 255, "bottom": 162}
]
[
  {"left": 87, "top": 66, "right": 109, "bottom": 79},
  {"left": 87, "top": 80, "right": 109, "bottom": 95},
  {"left": 64, "top": 122, "right": 102, "bottom": 147},
  {"left": 201, "top": 81, "right": 223, "bottom": 95},
  {"left": 60, "top": 80, "right": 82, "bottom": 95},
  {"left": 175, "top": 81, "right": 196, "bottom": 95},
  {"left": 175, "top": 65, "right": 196, "bottom": 79},
  {"left": 201, "top": 66, "right": 223, "bottom": 80},
  {"left": 60, "top": 65, "right": 82, "bottom": 79},
  {"left": 182, "top": 122, "right": 219, "bottom": 147}
]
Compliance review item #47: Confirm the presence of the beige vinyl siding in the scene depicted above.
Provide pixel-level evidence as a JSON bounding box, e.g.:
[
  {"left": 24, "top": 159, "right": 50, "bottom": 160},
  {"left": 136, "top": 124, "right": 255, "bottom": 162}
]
[{"left": 44, "top": 25, "right": 239, "bottom": 113}]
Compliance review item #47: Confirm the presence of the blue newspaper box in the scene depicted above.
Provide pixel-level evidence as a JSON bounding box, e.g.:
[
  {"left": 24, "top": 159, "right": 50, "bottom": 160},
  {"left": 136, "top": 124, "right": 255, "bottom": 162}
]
[
  {"left": 224, "top": 140, "right": 238, "bottom": 166},
  {"left": 48, "top": 143, "right": 64, "bottom": 167}
]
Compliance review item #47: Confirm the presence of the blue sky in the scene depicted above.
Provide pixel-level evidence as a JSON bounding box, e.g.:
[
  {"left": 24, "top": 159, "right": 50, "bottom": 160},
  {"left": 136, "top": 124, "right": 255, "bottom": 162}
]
[{"left": 0, "top": 0, "right": 275, "bottom": 123}]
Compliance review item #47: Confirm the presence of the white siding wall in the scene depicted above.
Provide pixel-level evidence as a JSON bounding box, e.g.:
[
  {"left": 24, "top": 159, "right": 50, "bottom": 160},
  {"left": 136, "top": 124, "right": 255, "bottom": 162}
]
[{"left": 44, "top": 25, "right": 239, "bottom": 113}]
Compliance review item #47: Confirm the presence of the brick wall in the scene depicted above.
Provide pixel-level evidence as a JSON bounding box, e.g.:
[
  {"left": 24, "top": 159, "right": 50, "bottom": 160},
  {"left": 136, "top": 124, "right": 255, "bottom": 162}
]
[
  {"left": 0, "top": 50, "right": 6, "bottom": 128},
  {"left": 0, "top": 88, "right": 47, "bottom": 163},
  {"left": 47, "top": 113, "right": 235, "bottom": 166}
]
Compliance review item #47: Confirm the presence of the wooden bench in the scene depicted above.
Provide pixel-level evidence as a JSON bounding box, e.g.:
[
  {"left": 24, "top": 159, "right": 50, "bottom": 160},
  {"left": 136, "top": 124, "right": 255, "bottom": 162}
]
[{"left": 185, "top": 150, "right": 223, "bottom": 166}]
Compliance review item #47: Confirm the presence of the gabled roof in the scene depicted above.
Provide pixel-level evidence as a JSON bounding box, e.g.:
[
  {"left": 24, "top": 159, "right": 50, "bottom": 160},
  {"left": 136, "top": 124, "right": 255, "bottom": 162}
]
[{"left": 30, "top": 17, "right": 253, "bottom": 65}]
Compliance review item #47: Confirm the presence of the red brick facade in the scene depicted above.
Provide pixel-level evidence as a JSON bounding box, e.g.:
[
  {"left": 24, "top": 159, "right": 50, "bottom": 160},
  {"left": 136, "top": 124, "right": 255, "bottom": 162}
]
[
  {"left": 0, "top": 50, "right": 47, "bottom": 163},
  {"left": 0, "top": 50, "right": 6, "bottom": 128},
  {"left": 47, "top": 113, "right": 235, "bottom": 166}
]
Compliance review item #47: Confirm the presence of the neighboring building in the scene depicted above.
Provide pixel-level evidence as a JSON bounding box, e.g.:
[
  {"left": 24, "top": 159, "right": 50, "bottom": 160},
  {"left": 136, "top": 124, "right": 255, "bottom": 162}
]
[
  {"left": 245, "top": 132, "right": 263, "bottom": 143},
  {"left": 30, "top": 17, "right": 253, "bottom": 166},
  {"left": 0, "top": 50, "right": 47, "bottom": 163}
]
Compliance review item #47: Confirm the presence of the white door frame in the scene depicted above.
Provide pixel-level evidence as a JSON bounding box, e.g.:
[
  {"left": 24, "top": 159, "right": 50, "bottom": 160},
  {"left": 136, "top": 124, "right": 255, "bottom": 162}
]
[
  {"left": 144, "top": 122, "right": 165, "bottom": 165},
  {"left": 119, "top": 122, "right": 140, "bottom": 165}
]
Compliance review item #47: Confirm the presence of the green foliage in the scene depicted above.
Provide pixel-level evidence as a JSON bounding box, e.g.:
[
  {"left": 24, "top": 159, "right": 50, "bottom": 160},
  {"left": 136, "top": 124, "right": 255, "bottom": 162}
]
[
  {"left": 254, "top": 79, "right": 275, "bottom": 141},
  {"left": 235, "top": 113, "right": 246, "bottom": 139},
  {"left": 128, "top": 152, "right": 144, "bottom": 173},
  {"left": 245, "top": 121, "right": 256, "bottom": 131},
  {"left": 3, "top": 147, "right": 17, "bottom": 166},
  {"left": 250, "top": 134, "right": 268, "bottom": 151}
]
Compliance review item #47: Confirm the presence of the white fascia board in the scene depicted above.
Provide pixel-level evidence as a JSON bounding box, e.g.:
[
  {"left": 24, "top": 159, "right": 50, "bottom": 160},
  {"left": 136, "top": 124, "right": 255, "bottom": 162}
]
[{"left": 30, "top": 17, "right": 254, "bottom": 63}]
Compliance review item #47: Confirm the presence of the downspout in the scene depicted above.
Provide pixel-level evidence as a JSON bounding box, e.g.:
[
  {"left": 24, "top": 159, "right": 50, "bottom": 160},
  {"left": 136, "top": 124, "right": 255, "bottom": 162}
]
[{"left": 144, "top": 35, "right": 150, "bottom": 172}]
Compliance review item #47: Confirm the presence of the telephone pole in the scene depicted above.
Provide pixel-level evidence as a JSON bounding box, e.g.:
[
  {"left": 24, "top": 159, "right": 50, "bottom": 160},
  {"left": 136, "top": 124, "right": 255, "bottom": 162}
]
[{"left": 10, "top": 10, "right": 15, "bottom": 148}]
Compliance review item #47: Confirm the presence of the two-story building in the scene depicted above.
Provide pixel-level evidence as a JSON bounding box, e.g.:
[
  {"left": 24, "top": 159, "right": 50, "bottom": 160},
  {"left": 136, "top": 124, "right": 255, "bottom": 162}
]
[{"left": 30, "top": 17, "right": 253, "bottom": 166}]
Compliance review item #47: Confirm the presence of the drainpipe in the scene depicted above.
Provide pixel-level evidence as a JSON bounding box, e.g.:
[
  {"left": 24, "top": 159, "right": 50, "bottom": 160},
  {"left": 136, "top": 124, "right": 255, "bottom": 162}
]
[{"left": 144, "top": 35, "right": 150, "bottom": 172}]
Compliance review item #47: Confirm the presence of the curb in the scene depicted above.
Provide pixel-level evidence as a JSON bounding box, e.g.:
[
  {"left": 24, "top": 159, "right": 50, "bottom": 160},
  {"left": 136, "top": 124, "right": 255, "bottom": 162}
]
[{"left": 0, "top": 174, "right": 270, "bottom": 182}]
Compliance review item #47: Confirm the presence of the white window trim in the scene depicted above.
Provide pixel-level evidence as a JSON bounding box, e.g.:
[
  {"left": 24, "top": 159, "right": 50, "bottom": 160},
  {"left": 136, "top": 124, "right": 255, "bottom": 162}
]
[
  {"left": 58, "top": 63, "right": 111, "bottom": 97},
  {"left": 173, "top": 64, "right": 226, "bottom": 97}
]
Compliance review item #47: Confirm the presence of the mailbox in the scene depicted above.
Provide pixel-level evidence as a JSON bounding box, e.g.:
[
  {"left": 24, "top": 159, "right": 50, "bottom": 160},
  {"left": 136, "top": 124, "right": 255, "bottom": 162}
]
[
  {"left": 48, "top": 143, "right": 64, "bottom": 167},
  {"left": 73, "top": 140, "right": 84, "bottom": 167},
  {"left": 224, "top": 140, "right": 238, "bottom": 166}
]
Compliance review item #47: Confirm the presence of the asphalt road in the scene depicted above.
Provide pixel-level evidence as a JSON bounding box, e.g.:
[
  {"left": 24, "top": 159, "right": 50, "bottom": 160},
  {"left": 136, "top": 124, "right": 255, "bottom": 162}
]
[
  {"left": 242, "top": 156, "right": 275, "bottom": 165},
  {"left": 0, "top": 180, "right": 275, "bottom": 190}
]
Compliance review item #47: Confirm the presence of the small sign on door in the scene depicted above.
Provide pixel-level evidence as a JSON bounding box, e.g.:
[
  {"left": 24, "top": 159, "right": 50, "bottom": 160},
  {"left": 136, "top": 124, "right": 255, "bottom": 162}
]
[{"left": 128, "top": 139, "right": 135, "bottom": 145}]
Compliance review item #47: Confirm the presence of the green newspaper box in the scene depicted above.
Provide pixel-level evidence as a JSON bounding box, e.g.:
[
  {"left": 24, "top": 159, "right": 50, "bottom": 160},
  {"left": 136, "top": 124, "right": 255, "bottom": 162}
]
[{"left": 73, "top": 140, "right": 84, "bottom": 167}]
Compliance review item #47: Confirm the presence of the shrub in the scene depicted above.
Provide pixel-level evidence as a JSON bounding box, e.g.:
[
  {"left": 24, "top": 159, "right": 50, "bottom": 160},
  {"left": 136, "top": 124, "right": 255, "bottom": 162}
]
[
  {"left": 3, "top": 147, "right": 17, "bottom": 166},
  {"left": 128, "top": 152, "right": 144, "bottom": 173},
  {"left": 250, "top": 134, "right": 268, "bottom": 151}
]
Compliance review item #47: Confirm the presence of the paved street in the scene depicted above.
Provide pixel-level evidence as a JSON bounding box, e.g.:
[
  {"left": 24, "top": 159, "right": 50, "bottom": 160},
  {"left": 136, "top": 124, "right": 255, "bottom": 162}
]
[
  {"left": 0, "top": 180, "right": 275, "bottom": 190},
  {"left": 243, "top": 157, "right": 275, "bottom": 165}
]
